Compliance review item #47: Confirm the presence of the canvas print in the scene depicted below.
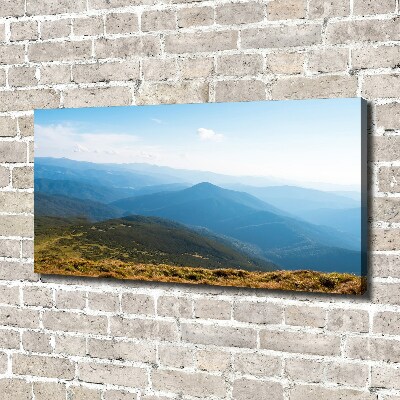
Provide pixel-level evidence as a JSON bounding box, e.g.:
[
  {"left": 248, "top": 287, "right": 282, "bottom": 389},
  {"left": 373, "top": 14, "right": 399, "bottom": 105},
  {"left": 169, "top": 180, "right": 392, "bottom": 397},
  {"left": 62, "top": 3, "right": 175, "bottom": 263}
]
[{"left": 34, "top": 98, "right": 367, "bottom": 294}]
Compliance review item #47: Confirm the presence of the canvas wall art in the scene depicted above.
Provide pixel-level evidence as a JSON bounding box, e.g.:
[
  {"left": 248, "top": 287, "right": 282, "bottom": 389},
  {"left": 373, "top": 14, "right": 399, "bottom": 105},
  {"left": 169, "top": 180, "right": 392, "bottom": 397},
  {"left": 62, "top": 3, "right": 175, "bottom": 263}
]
[{"left": 34, "top": 98, "right": 367, "bottom": 294}]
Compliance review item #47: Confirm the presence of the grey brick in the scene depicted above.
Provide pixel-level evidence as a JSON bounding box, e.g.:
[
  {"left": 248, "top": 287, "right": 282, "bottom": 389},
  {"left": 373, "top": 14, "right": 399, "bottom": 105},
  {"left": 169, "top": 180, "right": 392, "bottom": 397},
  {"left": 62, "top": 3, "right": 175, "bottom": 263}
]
[
  {"left": 63, "top": 86, "right": 132, "bottom": 108},
  {"left": 0, "top": 261, "right": 38, "bottom": 281},
  {"left": 179, "top": 57, "right": 213, "bottom": 78},
  {"left": 307, "top": 48, "right": 349, "bottom": 73},
  {"left": 74, "top": 16, "right": 104, "bottom": 37},
  {"left": 260, "top": 329, "right": 341, "bottom": 356},
  {"left": 376, "top": 103, "right": 400, "bottom": 130},
  {"left": 10, "top": 21, "right": 38, "bottom": 42},
  {"left": 372, "top": 254, "right": 400, "bottom": 278},
  {"left": 0, "top": 379, "right": 32, "bottom": 400},
  {"left": 353, "top": 0, "right": 396, "bottom": 16},
  {"left": 327, "top": 309, "right": 369, "bottom": 333},
  {"left": 56, "top": 289, "right": 86, "bottom": 310},
  {"left": 241, "top": 24, "right": 322, "bottom": 49},
  {"left": 0, "top": 166, "right": 9, "bottom": 187},
  {"left": 24, "top": 286, "right": 53, "bottom": 308},
  {"left": 234, "top": 352, "right": 281, "bottom": 377},
  {"left": 0, "top": 0, "right": 25, "bottom": 18},
  {"left": 157, "top": 295, "right": 192, "bottom": 318},
  {"left": 121, "top": 293, "right": 155, "bottom": 315},
  {"left": 371, "top": 228, "right": 400, "bottom": 251},
  {"left": 0, "top": 45, "right": 25, "bottom": 65},
  {"left": 43, "top": 311, "right": 108, "bottom": 335},
  {"left": 33, "top": 383, "right": 67, "bottom": 400},
  {"left": 232, "top": 378, "right": 284, "bottom": 400},
  {"left": 12, "top": 166, "right": 33, "bottom": 189},
  {"left": 266, "top": 52, "right": 305, "bottom": 74},
  {"left": 70, "top": 386, "right": 102, "bottom": 400},
  {"left": 106, "top": 13, "right": 138, "bottom": 35},
  {"left": 178, "top": 7, "right": 214, "bottom": 28},
  {"left": 372, "top": 136, "right": 400, "bottom": 162},
  {"left": 0, "top": 191, "right": 33, "bottom": 213},
  {"left": 55, "top": 334, "right": 87, "bottom": 357},
  {"left": 89, "top": 338, "right": 156, "bottom": 363},
  {"left": 18, "top": 115, "right": 33, "bottom": 137},
  {"left": 216, "top": 53, "right": 263, "bottom": 76},
  {"left": 352, "top": 45, "right": 400, "bottom": 70},
  {"left": 196, "top": 348, "right": 230, "bottom": 372},
  {"left": 104, "top": 390, "right": 137, "bottom": 400},
  {"left": 0, "top": 328, "right": 20, "bottom": 349},
  {"left": 326, "top": 361, "right": 369, "bottom": 387},
  {"left": 372, "top": 197, "right": 400, "bottom": 223},
  {"left": 363, "top": 74, "right": 400, "bottom": 99},
  {"left": 285, "top": 305, "right": 326, "bottom": 328},
  {"left": 22, "top": 330, "right": 52, "bottom": 353},
  {"left": 95, "top": 37, "right": 161, "bottom": 58},
  {"left": 136, "top": 82, "right": 209, "bottom": 105},
  {"left": 181, "top": 322, "right": 257, "bottom": 348},
  {"left": 194, "top": 298, "right": 231, "bottom": 320},
  {"left": 0, "top": 215, "right": 33, "bottom": 237},
  {"left": 373, "top": 311, "right": 400, "bottom": 335},
  {"left": 29, "top": 41, "right": 92, "bottom": 62},
  {"left": 234, "top": 301, "right": 283, "bottom": 324},
  {"left": 152, "top": 369, "right": 227, "bottom": 397},
  {"left": 26, "top": 0, "right": 87, "bottom": 15},
  {"left": 271, "top": 75, "right": 357, "bottom": 100},
  {"left": 0, "top": 89, "right": 60, "bottom": 112},
  {"left": 267, "top": 0, "right": 306, "bottom": 20},
  {"left": 73, "top": 60, "right": 140, "bottom": 83},
  {"left": 346, "top": 336, "right": 400, "bottom": 362},
  {"left": 142, "top": 58, "right": 177, "bottom": 81},
  {"left": 89, "top": 0, "right": 153, "bottom": 9},
  {"left": 308, "top": 0, "right": 350, "bottom": 18},
  {"left": 110, "top": 316, "right": 179, "bottom": 341},
  {"left": 0, "top": 116, "right": 18, "bottom": 137},
  {"left": 79, "top": 362, "right": 148, "bottom": 387},
  {"left": 371, "top": 365, "right": 400, "bottom": 390},
  {"left": 285, "top": 358, "right": 325, "bottom": 382},
  {"left": 41, "top": 19, "right": 71, "bottom": 40},
  {"left": 290, "top": 385, "right": 375, "bottom": 400},
  {"left": 40, "top": 64, "right": 71, "bottom": 85},
  {"left": 0, "top": 284, "right": 20, "bottom": 305},
  {"left": 141, "top": 10, "right": 176, "bottom": 32},
  {"left": 326, "top": 19, "right": 400, "bottom": 45},
  {"left": 215, "top": 80, "right": 265, "bottom": 102},
  {"left": 165, "top": 31, "right": 237, "bottom": 54},
  {"left": 0, "top": 239, "right": 21, "bottom": 258},
  {"left": 373, "top": 282, "right": 400, "bottom": 305},
  {"left": 87, "top": 291, "right": 119, "bottom": 312},
  {"left": 8, "top": 67, "right": 37, "bottom": 87},
  {"left": 158, "top": 343, "right": 194, "bottom": 369},
  {"left": 13, "top": 354, "right": 75, "bottom": 379},
  {"left": 216, "top": 2, "right": 265, "bottom": 25}
]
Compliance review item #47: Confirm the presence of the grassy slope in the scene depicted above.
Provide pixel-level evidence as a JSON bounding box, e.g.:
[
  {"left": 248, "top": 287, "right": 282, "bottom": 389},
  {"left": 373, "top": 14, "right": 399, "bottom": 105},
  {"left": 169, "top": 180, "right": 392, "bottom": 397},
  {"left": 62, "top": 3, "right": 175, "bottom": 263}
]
[{"left": 35, "top": 216, "right": 364, "bottom": 294}]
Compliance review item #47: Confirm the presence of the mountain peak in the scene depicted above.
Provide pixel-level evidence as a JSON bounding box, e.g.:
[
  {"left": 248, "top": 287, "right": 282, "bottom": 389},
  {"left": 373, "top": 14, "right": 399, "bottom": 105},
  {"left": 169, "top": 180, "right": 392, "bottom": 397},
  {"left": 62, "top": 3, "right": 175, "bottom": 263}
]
[{"left": 189, "top": 182, "right": 220, "bottom": 192}]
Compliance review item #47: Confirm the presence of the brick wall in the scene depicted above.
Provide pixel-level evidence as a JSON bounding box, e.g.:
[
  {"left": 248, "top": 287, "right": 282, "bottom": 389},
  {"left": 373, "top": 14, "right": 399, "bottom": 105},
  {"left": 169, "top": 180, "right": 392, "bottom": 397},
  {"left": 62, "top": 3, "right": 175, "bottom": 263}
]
[{"left": 0, "top": 0, "right": 399, "bottom": 398}]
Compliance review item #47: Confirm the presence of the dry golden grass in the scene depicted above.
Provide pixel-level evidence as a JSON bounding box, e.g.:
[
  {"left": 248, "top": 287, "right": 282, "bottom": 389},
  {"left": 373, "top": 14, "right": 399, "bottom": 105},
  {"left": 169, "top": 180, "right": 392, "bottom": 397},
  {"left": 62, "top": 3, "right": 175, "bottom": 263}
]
[{"left": 35, "top": 256, "right": 365, "bottom": 294}]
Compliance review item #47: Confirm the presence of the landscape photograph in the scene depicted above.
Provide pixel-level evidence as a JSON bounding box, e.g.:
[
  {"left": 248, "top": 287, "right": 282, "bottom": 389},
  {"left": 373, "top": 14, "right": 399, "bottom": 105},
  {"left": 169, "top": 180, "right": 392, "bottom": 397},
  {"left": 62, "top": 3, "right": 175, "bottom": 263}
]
[{"left": 34, "top": 99, "right": 367, "bottom": 294}]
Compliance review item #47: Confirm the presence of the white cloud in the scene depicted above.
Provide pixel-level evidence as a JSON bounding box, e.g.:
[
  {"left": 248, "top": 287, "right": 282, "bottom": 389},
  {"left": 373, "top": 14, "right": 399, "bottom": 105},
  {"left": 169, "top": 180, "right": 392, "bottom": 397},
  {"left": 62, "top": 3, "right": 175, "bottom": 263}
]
[
  {"left": 34, "top": 123, "right": 161, "bottom": 163},
  {"left": 151, "top": 118, "right": 164, "bottom": 124},
  {"left": 197, "top": 128, "right": 224, "bottom": 142}
]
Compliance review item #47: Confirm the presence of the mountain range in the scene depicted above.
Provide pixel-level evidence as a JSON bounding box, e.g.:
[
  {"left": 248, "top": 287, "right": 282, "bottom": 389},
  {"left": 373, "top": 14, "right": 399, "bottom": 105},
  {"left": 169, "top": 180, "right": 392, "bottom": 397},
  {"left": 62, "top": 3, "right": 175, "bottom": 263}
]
[{"left": 35, "top": 157, "right": 363, "bottom": 275}]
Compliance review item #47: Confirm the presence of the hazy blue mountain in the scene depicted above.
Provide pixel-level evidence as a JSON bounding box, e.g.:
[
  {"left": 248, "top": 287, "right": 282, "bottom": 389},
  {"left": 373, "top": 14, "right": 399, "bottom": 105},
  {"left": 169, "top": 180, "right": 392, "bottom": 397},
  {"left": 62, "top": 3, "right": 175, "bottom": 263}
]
[
  {"left": 299, "top": 207, "right": 361, "bottom": 239},
  {"left": 35, "top": 159, "right": 176, "bottom": 189},
  {"left": 35, "top": 193, "right": 124, "bottom": 221},
  {"left": 111, "top": 182, "right": 361, "bottom": 273},
  {"left": 225, "top": 184, "right": 359, "bottom": 213},
  {"left": 329, "top": 191, "right": 361, "bottom": 201},
  {"left": 112, "top": 182, "right": 287, "bottom": 217},
  {"left": 35, "top": 178, "right": 187, "bottom": 204}
]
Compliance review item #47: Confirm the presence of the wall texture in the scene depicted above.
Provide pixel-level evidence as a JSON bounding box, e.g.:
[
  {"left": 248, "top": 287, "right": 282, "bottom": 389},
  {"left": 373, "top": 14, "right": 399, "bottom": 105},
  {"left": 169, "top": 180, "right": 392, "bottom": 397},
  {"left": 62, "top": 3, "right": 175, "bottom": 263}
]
[{"left": 0, "top": 0, "right": 399, "bottom": 399}]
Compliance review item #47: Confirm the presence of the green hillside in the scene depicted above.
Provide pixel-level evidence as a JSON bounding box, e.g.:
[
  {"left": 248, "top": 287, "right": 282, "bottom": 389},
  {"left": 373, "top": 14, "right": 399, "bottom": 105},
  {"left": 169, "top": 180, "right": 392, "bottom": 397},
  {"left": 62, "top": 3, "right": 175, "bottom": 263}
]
[{"left": 35, "top": 215, "right": 276, "bottom": 272}]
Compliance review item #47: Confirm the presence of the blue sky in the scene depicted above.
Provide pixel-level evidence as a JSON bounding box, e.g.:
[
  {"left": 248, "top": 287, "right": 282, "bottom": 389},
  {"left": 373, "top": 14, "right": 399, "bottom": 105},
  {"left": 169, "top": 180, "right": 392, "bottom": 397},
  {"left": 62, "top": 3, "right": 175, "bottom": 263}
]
[{"left": 35, "top": 98, "right": 362, "bottom": 187}]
